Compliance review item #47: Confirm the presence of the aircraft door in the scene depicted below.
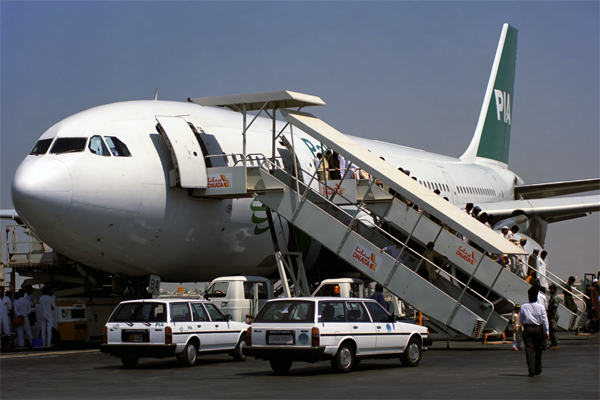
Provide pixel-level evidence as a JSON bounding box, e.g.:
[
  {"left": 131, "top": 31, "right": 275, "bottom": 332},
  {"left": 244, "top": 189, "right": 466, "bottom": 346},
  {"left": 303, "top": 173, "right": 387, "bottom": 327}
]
[
  {"left": 281, "top": 133, "right": 318, "bottom": 190},
  {"left": 156, "top": 116, "right": 208, "bottom": 188},
  {"left": 441, "top": 171, "right": 458, "bottom": 204}
]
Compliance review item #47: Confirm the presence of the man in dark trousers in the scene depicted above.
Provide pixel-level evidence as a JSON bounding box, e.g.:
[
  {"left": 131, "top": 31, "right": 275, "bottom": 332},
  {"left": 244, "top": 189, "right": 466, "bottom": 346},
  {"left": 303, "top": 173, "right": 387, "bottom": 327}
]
[{"left": 519, "top": 286, "right": 549, "bottom": 377}]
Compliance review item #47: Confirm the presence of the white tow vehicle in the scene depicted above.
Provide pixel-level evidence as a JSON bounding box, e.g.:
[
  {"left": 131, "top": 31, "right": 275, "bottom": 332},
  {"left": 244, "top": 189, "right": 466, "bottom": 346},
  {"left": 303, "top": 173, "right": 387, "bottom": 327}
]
[
  {"left": 100, "top": 299, "right": 248, "bottom": 368},
  {"left": 204, "top": 276, "right": 273, "bottom": 322},
  {"left": 244, "top": 297, "right": 431, "bottom": 374}
]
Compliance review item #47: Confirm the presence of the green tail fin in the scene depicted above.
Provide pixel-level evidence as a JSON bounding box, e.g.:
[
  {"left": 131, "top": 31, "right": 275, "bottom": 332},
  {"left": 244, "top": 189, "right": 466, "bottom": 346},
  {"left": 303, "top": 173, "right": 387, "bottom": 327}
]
[{"left": 461, "top": 23, "right": 518, "bottom": 167}]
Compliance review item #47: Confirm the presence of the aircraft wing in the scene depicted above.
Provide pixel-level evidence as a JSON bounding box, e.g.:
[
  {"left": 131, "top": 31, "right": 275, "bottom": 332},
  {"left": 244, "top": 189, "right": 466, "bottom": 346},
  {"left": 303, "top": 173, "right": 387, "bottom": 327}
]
[
  {"left": 514, "top": 178, "right": 600, "bottom": 200},
  {"left": 477, "top": 195, "right": 600, "bottom": 223}
]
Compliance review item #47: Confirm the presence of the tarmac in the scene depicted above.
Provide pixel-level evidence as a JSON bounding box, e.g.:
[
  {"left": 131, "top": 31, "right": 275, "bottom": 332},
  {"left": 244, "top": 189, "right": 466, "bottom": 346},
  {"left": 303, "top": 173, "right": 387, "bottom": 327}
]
[{"left": 1, "top": 331, "right": 598, "bottom": 400}]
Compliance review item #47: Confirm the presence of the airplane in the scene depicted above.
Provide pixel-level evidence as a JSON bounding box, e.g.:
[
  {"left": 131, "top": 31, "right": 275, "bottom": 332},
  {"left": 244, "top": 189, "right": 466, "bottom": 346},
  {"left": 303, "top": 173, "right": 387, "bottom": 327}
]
[{"left": 5, "top": 23, "right": 599, "bottom": 291}]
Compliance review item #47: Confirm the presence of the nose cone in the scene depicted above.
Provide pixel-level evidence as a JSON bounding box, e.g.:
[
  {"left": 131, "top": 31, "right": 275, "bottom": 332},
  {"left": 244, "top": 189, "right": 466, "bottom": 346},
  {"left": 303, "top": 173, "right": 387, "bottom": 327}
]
[{"left": 12, "top": 158, "right": 73, "bottom": 229}]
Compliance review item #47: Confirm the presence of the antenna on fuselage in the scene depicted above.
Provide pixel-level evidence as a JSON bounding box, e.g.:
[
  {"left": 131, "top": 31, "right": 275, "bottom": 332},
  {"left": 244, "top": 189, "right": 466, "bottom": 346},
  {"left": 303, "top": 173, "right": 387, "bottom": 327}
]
[{"left": 153, "top": 88, "right": 158, "bottom": 101}]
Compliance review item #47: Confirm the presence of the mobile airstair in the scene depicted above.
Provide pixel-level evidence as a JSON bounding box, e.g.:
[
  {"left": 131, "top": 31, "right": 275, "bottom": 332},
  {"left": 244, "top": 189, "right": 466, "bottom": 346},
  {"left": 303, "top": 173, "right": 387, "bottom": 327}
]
[{"left": 161, "top": 91, "right": 582, "bottom": 338}]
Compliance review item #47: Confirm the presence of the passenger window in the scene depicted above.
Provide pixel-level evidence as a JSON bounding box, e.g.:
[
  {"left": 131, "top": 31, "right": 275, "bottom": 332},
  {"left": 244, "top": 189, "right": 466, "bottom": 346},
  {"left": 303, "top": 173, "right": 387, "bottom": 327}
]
[
  {"left": 365, "top": 302, "right": 390, "bottom": 322},
  {"left": 30, "top": 139, "right": 53, "bottom": 155},
  {"left": 204, "top": 303, "right": 227, "bottom": 321},
  {"left": 89, "top": 135, "right": 111, "bottom": 156},
  {"left": 347, "top": 302, "right": 371, "bottom": 322},
  {"left": 104, "top": 136, "right": 131, "bottom": 157},
  {"left": 319, "top": 301, "right": 347, "bottom": 323},
  {"left": 243, "top": 282, "right": 268, "bottom": 299},
  {"left": 191, "top": 303, "right": 209, "bottom": 321},
  {"left": 170, "top": 303, "right": 192, "bottom": 322},
  {"left": 205, "top": 282, "right": 229, "bottom": 298},
  {"left": 50, "top": 138, "right": 87, "bottom": 154}
]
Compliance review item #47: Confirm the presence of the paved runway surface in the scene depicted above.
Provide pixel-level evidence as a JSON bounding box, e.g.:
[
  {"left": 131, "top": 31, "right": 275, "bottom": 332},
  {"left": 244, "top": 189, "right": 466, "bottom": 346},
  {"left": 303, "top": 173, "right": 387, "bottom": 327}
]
[{"left": 1, "top": 332, "right": 598, "bottom": 399}]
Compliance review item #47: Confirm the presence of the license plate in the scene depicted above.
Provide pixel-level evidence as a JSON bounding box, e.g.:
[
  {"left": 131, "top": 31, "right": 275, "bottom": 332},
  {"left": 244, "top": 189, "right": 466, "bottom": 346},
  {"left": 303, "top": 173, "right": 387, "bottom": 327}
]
[
  {"left": 129, "top": 333, "right": 143, "bottom": 342},
  {"left": 268, "top": 334, "right": 294, "bottom": 345}
]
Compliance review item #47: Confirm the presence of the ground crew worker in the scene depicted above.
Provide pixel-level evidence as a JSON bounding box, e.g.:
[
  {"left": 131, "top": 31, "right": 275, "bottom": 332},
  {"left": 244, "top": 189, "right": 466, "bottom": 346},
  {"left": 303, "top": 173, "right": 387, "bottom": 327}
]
[
  {"left": 370, "top": 284, "right": 387, "bottom": 310},
  {"left": 13, "top": 289, "right": 33, "bottom": 348},
  {"left": 519, "top": 286, "right": 549, "bottom": 377},
  {"left": 1, "top": 286, "right": 12, "bottom": 336},
  {"left": 38, "top": 286, "right": 56, "bottom": 347},
  {"left": 547, "top": 284, "right": 560, "bottom": 349}
]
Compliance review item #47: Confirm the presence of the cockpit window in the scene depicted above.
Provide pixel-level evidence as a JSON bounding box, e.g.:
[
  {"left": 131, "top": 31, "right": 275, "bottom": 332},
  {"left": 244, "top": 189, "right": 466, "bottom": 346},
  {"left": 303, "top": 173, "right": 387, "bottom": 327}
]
[
  {"left": 104, "top": 136, "right": 131, "bottom": 157},
  {"left": 89, "top": 135, "right": 111, "bottom": 156},
  {"left": 50, "top": 138, "right": 87, "bottom": 154},
  {"left": 30, "top": 139, "right": 54, "bottom": 155}
]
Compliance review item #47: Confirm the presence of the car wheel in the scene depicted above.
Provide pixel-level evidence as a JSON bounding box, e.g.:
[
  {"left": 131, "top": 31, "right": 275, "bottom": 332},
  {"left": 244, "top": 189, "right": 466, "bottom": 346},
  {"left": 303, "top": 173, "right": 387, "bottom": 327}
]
[
  {"left": 269, "top": 359, "right": 292, "bottom": 375},
  {"left": 180, "top": 341, "right": 198, "bottom": 367},
  {"left": 121, "top": 355, "right": 139, "bottom": 369},
  {"left": 233, "top": 335, "right": 246, "bottom": 361},
  {"left": 331, "top": 343, "right": 354, "bottom": 373},
  {"left": 400, "top": 337, "right": 422, "bottom": 367}
]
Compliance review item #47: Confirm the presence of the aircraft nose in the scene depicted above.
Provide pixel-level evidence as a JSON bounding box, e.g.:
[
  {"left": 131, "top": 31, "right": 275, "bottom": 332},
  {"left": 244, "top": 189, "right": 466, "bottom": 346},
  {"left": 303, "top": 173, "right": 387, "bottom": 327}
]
[{"left": 11, "top": 158, "right": 73, "bottom": 228}]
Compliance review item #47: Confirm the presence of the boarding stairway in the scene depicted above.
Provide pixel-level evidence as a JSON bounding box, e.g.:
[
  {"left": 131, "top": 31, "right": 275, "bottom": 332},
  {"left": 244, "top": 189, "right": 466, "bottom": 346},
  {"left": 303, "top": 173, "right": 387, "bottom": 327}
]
[{"left": 172, "top": 91, "right": 581, "bottom": 338}]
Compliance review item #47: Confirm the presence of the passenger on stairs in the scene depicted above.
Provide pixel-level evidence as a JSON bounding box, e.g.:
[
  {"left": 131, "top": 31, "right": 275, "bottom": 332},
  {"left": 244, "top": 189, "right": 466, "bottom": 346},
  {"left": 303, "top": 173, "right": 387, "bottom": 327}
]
[
  {"left": 460, "top": 203, "right": 474, "bottom": 216},
  {"left": 382, "top": 243, "right": 402, "bottom": 260},
  {"left": 528, "top": 248, "right": 540, "bottom": 277},
  {"left": 422, "top": 242, "right": 440, "bottom": 282}
]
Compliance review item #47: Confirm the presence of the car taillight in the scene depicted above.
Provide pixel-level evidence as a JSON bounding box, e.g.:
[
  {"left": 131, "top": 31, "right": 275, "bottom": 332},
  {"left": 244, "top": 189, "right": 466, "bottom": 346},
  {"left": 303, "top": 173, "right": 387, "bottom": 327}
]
[
  {"left": 311, "top": 327, "right": 319, "bottom": 347},
  {"left": 165, "top": 326, "right": 172, "bottom": 344},
  {"left": 246, "top": 327, "right": 252, "bottom": 346},
  {"left": 102, "top": 326, "right": 107, "bottom": 344}
]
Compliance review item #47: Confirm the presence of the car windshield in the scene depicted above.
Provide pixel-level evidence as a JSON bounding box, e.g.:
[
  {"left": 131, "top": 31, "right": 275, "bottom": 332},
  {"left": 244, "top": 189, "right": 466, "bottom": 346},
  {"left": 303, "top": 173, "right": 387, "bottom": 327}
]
[
  {"left": 109, "top": 302, "right": 166, "bottom": 323},
  {"left": 254, "top": 300, "right": 315, "bottom": 323}
]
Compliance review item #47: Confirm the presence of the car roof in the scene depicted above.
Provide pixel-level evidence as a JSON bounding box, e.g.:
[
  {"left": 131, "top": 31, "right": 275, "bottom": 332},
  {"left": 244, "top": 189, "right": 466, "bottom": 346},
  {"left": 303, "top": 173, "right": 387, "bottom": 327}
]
[
  {"left": 211, "top": 275, "right": 270, "bottom": 282},
  {"left": 118, "top": 298, "right": 208, "bottom": 304},
  {"left": 267, "top": 297, "right": 375, "bottom": 302}
]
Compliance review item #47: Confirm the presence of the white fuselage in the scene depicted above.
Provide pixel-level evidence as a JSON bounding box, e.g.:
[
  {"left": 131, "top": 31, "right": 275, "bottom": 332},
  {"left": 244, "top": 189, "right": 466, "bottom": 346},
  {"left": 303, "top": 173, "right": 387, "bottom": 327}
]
[{"left": 11, "top": 100, "right": 519, "bottom": 281}]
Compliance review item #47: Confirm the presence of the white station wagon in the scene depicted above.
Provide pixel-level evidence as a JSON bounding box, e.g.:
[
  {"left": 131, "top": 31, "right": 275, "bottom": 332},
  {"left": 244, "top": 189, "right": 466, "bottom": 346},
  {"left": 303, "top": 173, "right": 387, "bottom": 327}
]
[
  {"left": 244, "top": 297, "right": 432, "bottom": 374},
  {"left": 100, "top": 299, "right": 248, "bottom": 368}
]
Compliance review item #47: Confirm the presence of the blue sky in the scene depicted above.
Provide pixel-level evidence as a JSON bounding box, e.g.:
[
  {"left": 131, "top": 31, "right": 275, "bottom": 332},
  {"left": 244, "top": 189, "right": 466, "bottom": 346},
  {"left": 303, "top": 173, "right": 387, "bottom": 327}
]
[{"left": 1, "top": 1, "right": 598, "bottom": 282}]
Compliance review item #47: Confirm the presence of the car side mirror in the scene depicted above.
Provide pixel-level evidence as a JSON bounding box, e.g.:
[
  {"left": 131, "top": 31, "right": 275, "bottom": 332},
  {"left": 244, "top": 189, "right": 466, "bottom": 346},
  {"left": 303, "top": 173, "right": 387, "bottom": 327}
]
[{"left": 226, "top": 314, "right": 233, "bottom": 321}]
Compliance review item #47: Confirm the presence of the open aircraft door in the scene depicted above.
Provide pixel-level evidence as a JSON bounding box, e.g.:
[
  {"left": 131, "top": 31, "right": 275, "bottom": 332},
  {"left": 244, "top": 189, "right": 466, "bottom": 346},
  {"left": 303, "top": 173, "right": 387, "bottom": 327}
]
[
  {"left": 156, "top": 116, "right": 208, "bottom": 188},
  {"left": 281, "top": 133, "right": 319, "bottom": 191}
]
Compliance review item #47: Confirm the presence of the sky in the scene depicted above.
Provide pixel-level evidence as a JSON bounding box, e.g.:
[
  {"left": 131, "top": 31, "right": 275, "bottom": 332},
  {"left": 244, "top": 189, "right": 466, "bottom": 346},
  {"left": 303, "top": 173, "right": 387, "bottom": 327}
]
[{"left": 1, "top": 1, "right": 598, "bottom": 288}]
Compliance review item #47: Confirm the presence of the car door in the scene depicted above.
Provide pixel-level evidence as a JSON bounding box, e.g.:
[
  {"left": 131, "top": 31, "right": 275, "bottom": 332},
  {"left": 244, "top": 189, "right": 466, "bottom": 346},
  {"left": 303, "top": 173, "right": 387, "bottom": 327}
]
[
  {"left": 191, "top": 302, "right": 214, "bottom": 350},
  {"left": 346, "top": 301, "right": 377, "bottom": 353},
  {"left": 169, "top": 302, "right": 194, "bottom": 349},
  {"left": 364, "top": 301, "right": 404, "bottom": 353},
  {"left": 318, "top": 300, "right": 350, "bottom": 347},
  {"left": 204, "top": 302, "right": 237, "bottom": 350}
]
